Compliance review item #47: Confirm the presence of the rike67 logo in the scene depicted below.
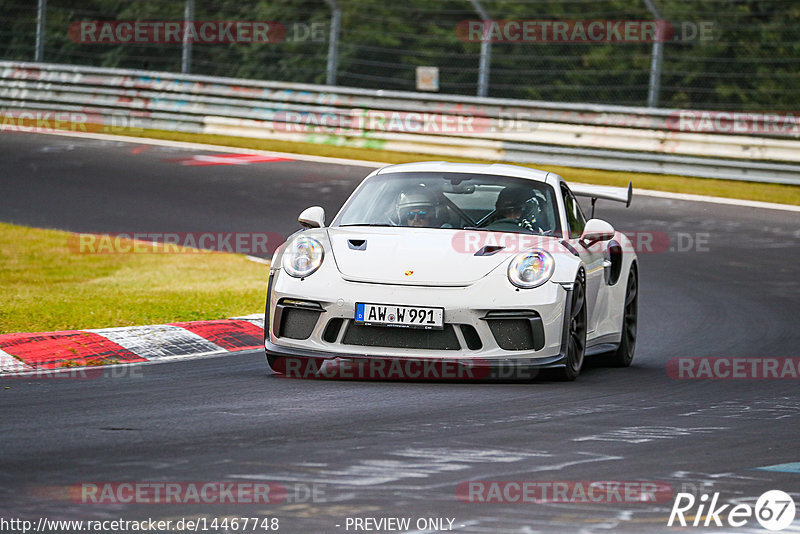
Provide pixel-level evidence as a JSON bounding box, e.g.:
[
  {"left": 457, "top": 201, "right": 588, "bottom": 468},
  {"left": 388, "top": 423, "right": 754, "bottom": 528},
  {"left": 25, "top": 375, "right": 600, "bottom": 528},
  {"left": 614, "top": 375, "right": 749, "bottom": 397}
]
[{"left": 668, "top": 490, "right": 796, "bottom": 531}]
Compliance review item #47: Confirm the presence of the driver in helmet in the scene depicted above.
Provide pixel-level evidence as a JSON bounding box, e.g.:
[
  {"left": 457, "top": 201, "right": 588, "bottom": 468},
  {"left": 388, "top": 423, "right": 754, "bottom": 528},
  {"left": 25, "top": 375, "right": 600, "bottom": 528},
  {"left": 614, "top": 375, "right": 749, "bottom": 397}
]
[
  {"left": 397, "top": 187, "right": 439, "bottom": 227},
  {"left": 485, "top": 186, "right": 542, "bottom": 233}
]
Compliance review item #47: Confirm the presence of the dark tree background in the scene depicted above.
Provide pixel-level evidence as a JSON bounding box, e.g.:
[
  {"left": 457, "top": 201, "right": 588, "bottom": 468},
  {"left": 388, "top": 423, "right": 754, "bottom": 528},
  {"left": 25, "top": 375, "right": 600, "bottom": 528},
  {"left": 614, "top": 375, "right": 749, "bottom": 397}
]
[{"left": 1, "top": 0, "right": 798, "bottom": 110}]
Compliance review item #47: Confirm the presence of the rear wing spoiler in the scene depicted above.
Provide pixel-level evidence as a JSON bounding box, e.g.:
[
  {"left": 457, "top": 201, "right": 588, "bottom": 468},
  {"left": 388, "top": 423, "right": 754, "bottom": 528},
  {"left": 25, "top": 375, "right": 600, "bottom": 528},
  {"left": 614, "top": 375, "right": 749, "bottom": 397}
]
[{"left": 570, "top": 182, "right": 633, "bottom": 209}]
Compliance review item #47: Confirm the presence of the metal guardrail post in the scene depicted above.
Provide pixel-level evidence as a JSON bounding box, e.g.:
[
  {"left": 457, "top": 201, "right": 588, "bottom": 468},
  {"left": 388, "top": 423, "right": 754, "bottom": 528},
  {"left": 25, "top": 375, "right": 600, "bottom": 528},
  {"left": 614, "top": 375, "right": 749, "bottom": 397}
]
[
  {"left": 35, "top": 0, "right": 47, "bottom": 62},
  {"left": 324, "top": 0, "right": 341, "bottom": 86},
  {"left": 182, "top": 0, "right": 195, "bottom": 74},
  {"left": 468, "top": 0, "right": 491, "bottom": 98},
  {"left": 644, "top": 0, "right": 663, "bottom": 108}
]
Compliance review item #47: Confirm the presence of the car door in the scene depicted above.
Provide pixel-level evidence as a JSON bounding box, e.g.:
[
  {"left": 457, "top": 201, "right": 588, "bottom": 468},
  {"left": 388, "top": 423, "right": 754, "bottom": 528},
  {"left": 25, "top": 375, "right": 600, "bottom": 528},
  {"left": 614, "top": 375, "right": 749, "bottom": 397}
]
[{"left": 561, "top": 185, "right": 604, "bottom": 334}]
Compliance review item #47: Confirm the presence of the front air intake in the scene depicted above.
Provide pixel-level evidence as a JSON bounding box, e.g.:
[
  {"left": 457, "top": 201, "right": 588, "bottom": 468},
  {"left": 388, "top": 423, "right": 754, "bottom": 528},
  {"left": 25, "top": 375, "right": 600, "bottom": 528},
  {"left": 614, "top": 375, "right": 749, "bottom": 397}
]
[
  {"left": 483, "top": 310, "right": 545, "bottom": 351},
  {"left": 342, "top": 323, "right": 460, "bottom": 350},
  {"left": 322, "top": 318, "right": 344, "bottom": 343},
  {"left": 459, "top": 324, "right": 483, "bottom": 350},
  {"left": 275, "top": 299, "right": 323, "bottom": 340}
]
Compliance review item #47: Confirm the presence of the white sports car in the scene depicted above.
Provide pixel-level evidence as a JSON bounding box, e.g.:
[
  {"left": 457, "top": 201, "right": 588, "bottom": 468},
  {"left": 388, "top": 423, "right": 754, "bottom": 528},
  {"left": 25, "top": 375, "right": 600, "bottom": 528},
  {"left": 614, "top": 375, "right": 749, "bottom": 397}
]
[{"left": 265, "top": 162, "right": 637, "bottom": 381}]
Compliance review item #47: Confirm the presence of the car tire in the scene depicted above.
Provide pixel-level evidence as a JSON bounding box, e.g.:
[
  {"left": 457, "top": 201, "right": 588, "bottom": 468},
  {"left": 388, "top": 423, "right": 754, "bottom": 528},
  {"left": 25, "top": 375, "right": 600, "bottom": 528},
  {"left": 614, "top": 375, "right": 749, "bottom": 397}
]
[
  {"left": 603, "top": 266, "right": 638, "bottom": 367},
  {"left": 559, "top": 271, "right": 587, "bottom": 381}
]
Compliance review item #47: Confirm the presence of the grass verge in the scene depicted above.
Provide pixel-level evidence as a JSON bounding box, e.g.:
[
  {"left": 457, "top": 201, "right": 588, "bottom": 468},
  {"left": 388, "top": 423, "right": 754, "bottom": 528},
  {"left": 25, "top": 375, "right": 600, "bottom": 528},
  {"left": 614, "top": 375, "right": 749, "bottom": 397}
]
[
  {"left": 116, "top": 126, "right": 800, "bottom": 206},
  {"left": 0, "top": 222, "right": 268, "bottom": 334}
]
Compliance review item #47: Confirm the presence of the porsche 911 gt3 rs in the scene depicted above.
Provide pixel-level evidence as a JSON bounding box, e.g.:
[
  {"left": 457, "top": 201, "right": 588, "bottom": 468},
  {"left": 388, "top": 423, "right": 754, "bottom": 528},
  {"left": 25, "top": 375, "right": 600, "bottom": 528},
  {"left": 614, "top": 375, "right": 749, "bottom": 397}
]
[{"left": 264, "top": 162, "right": 638, "bottom": 381}]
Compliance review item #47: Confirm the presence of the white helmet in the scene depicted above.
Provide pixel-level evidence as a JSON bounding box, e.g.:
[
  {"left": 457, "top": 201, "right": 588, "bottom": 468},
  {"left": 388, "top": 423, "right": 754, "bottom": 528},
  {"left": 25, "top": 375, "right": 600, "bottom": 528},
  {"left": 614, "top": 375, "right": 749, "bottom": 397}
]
[{"left": 396, "top": 186, "right": 438, "bottom": 223}]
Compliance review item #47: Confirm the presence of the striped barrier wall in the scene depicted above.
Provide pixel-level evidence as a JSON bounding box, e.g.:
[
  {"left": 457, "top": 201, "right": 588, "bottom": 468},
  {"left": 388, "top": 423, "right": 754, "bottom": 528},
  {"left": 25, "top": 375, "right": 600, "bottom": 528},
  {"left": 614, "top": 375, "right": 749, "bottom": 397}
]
[{"left": 2, "top": 61, "right": 800, "bottom": 184}]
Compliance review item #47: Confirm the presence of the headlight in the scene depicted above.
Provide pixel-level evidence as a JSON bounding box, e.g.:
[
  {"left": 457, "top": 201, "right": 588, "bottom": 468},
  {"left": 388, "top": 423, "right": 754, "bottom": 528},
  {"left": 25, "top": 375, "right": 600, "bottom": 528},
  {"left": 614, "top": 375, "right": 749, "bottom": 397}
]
[
  {"left": 282, "top": 236, "right": 324, "bottom": 278},
  {"left": 507, "top": 250, "right": 554, "bottom": 288}
]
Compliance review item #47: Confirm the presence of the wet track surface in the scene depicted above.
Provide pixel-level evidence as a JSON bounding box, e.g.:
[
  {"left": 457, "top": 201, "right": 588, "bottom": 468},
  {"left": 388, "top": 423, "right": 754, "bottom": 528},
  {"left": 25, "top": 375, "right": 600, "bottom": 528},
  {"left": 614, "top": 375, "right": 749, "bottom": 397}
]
[{"left": 1, "top": 133, "right": 799, "bottom": 533}]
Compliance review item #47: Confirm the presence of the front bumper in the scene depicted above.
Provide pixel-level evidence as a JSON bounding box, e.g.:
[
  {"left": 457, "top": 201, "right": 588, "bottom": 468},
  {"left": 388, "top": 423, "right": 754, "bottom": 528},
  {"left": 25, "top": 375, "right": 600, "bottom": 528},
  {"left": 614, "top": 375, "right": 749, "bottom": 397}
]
[
  {"left": 265, "top": 266, "right": 571, "bottom": 366},
  {"left": 265, "top": 339, "right": 566, "bottom": 380}
]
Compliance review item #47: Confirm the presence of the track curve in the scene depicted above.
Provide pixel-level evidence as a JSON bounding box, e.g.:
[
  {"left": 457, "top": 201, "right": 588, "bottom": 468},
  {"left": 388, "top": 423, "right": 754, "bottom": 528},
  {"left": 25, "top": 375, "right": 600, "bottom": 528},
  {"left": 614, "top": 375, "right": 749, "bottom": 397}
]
[{"left": 1, "top": 132, "right": 798, "bottom": 533}]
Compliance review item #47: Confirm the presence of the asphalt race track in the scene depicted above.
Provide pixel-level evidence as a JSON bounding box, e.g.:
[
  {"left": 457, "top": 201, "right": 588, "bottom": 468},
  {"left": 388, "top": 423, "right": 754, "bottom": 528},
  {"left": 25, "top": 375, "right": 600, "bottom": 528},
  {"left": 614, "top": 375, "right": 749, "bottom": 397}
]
[{"left": 1, "top": 132, "right": 799, "bottom": 533}]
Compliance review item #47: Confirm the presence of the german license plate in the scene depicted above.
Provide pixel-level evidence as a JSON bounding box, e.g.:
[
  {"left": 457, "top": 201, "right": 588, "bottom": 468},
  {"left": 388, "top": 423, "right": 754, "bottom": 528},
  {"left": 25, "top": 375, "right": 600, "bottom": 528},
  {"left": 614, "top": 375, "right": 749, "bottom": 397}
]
[{"left": 355, "top": 303, "right": 444, "bottom": 330}]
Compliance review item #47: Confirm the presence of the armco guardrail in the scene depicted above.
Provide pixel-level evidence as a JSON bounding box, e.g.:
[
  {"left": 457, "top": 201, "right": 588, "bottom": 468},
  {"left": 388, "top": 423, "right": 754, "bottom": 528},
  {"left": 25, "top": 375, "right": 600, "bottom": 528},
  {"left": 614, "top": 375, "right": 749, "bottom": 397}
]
[{"left": 2, "top": 61, "right": 800, "bottom": 185}]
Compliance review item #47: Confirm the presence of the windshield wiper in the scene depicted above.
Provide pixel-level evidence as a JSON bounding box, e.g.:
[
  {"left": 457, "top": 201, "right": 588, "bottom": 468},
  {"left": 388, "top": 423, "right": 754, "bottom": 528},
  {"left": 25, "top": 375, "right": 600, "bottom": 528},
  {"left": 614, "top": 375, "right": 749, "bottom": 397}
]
[
  {"left": 339, "top": 223, "right": 395, "bottom": 227},
  {"left": 463, "top": 226, "right": 540, "bottom": 235}
]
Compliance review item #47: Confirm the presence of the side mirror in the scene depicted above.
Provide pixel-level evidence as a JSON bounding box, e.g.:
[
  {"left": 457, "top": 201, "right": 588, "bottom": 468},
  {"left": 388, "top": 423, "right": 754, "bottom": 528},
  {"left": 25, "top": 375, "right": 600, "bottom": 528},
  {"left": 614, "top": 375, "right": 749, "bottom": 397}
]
[
  {"left": 298, "top": 206, "right": 325, "bottom": 229},
  {"left": 581, "top": 218, "right": 615, "bottom": 244}
]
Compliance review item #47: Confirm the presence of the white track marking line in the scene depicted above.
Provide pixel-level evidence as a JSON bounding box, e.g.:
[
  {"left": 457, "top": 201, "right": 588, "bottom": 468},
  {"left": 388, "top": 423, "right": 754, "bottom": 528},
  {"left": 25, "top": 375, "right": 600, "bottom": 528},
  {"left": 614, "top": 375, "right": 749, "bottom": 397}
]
[
  {"left": 245, "top": 255, "right": 270, "bottom": 264},
  {"left": 28, "top": 130, "right": 800, "bottom": 212},
  {"left": 0, "top": 348, "right": 34, "bottom": 372},
  {"left": 244, "top": 319, "right": 265, "bottom": 329},
  {"left": 230, "top": 314, "right": 265, "bottom": 330},
  {"left": 231, "top": 313, "right": 263, "bottom": 320},
  {"left": 31, "top": 129, "right": 385, "bottom": 168},
  {"left": 634, "top": 188, "right": 800, "bottom": 212}
]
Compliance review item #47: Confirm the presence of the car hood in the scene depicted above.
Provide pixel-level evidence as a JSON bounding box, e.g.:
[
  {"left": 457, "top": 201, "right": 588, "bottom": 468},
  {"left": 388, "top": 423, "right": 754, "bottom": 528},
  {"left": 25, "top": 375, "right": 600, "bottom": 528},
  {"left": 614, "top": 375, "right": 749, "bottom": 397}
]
[{"left": 327, "top": 227, "right": 550, "bottom": 286}]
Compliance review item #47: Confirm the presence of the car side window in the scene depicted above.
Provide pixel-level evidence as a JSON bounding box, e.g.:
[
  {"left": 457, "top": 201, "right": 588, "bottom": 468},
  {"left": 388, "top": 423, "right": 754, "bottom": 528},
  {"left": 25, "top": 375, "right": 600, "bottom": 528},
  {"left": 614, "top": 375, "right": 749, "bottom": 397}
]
[{"left": 561, "top": 186, "right": 587, "bottom": 239}]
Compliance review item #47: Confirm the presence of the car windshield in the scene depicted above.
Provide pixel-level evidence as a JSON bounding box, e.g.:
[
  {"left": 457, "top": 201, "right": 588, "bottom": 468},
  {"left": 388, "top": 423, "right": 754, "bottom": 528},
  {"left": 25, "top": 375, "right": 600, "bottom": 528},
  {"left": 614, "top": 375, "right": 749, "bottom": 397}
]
[{"left": 333, "top": 171, "right": 561, "bottom": 236}]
